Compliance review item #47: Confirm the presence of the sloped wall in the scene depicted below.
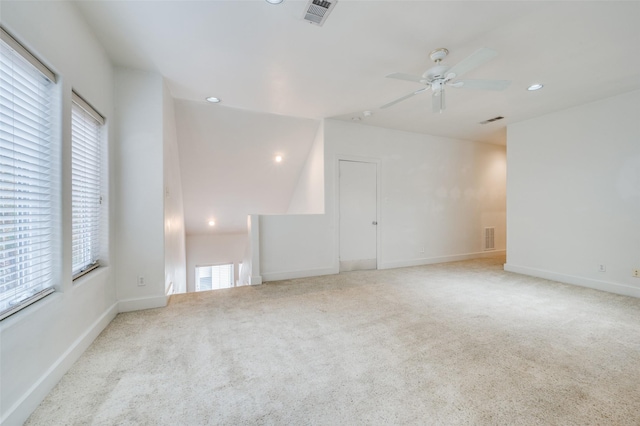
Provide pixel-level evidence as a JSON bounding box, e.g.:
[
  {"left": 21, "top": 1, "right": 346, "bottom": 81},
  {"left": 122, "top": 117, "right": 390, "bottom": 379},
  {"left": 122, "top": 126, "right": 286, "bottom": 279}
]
[
  {"left": 174, "top": 101, "right": 319, "bottom": 235},
  {"left": 287, "top": 122, "right": 325, "bottom": 214}
]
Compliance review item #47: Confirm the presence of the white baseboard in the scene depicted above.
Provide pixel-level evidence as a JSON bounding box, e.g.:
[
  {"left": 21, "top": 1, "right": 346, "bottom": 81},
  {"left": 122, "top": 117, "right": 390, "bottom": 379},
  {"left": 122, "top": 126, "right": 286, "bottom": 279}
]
[
  {"left": 1, "top": 302, "right": 118, "bottom": 426},
  {"left": 260, "top": 251, "right": 506, "bottom": 282},
  {"left": 117, "top": 295, "right": 168, "bottom": 313},
  {"left": 504, "top": 263, "right": 640, "bottom": 298},
  {"left": 261, "top": 266, "right": 338, "bottom": 282},
  {"left": 380, "top": 250, "right": 506, "bottom": 270}
]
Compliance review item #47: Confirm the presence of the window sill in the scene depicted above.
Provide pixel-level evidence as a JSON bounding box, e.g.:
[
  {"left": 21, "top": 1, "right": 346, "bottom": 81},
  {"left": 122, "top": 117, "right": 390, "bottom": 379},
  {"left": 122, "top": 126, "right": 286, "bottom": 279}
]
[
  {"left": 0, "top": 290, "right": 62, "bottom": 330},
  {"left": 73, "top": 263, "right": 101, "bottom": 281},
  {"left": 73, "top": 265, "right": 110, "bottom": 289}
]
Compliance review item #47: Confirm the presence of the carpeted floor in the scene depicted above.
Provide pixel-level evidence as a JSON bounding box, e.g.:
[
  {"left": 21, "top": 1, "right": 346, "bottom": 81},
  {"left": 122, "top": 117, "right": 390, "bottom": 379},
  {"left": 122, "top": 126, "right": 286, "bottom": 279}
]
[{"left": 26, "top": 256, "right": 640, "bottom": 425}]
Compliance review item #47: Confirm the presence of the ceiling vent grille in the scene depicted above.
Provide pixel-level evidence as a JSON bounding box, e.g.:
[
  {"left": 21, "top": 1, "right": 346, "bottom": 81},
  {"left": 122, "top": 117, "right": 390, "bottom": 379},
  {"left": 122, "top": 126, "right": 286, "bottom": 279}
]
[
  {"left": 480, "top": 116, "right": 504, "bottom": 124},
  {"left": 303, "top": 0, "right": 337, "bottom": 26}
]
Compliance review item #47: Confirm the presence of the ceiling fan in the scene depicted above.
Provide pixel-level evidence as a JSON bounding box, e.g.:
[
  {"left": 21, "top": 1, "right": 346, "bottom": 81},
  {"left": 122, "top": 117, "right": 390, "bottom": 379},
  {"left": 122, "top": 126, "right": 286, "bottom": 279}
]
[{"left": 382, "top": 47, "right": 510, "bottom": 113}]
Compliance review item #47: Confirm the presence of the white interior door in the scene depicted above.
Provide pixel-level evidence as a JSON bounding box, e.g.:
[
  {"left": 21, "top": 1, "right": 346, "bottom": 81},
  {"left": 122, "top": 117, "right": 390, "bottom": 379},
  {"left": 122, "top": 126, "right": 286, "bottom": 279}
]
[{"left": 339, "top": 160, "right": 377, "bottom": 272}]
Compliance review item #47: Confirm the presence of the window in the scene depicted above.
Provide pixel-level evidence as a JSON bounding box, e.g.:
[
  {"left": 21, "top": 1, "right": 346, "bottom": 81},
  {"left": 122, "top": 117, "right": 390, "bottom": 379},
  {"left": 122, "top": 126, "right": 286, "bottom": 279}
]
[
  {"left": 71, "top": 92, "right": 103, "bottom": 279},
  {"left": 0, "top": 28, "right": 56, "bottom": 320},
  {"left": 196, "top": 264, "right": 234, "bottom": 291}
]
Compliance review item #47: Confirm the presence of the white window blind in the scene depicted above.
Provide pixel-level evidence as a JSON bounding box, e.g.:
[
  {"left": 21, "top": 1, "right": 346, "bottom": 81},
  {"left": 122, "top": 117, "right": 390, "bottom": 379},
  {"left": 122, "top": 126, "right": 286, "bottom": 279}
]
[
  {"left": 71, "top": 92, "right": 103, "bottom": 279},
  {"left": 196, "top": 264, "right": 234, "bottom": 291},
  {"left": 0, "top": 28, "right": 56, "bottom": 320}
]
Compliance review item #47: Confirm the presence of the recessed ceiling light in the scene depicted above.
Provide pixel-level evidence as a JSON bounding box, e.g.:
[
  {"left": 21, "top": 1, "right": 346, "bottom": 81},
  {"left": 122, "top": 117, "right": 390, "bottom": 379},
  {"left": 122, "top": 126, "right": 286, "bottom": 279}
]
[
  {"left": 208, "top": 220, "right": 215, "bottom": 226},
  {"left": 205, "top": 97, "right": 221, "bottom": 103},
  {"left": 266, "top": 0, "right": 283, "bottom": 4},
  {"left": 275, "top": 155, "right": 283, "bottom": 163},
  {"left": 527, "top": 84, "right": 544, "bottom": 91}
]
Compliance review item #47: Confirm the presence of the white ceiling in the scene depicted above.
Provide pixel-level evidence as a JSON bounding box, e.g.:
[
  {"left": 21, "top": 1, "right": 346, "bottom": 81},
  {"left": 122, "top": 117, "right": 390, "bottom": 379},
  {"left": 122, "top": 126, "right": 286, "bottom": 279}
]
[
  {"left": 73, "top": 0, "right": 640, "bottom": 234},
  {"left": 76, "top": 0, "right": 640, "bottom": 145}
]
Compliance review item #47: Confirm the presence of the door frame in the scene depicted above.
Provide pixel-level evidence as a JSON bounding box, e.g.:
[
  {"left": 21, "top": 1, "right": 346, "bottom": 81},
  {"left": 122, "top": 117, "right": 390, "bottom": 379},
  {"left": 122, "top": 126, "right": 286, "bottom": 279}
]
[{"left": 334, "top": 154, "right": 382, "bottom": 271}]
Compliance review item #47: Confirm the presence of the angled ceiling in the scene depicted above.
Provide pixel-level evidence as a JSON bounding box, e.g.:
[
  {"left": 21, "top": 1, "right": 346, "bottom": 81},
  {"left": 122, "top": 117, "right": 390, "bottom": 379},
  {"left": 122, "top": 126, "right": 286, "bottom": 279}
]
[
  {"left": 71, "top": 1, "right": 640, "bottom": 235},
  {"left": 175, "top": 101, "right": 319, "bottom": 235},
  {"left": 75, "top": 0, "right": 640, "bottom": 145}
]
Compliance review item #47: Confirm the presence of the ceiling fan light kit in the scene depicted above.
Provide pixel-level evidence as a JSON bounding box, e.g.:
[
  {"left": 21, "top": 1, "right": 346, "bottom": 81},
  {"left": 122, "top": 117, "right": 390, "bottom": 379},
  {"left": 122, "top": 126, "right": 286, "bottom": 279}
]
[{"left": 382, "top": 47, "right": 511, "bottom": 113}]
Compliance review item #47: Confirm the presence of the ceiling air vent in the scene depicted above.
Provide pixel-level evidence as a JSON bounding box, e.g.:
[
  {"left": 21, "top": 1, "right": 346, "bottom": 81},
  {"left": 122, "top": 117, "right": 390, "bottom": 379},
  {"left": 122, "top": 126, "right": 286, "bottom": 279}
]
[
  {"left": 303, "top": 0, "right": 337, "bottom": 26},
  {"left": 480, "top": 116, "right": 504, "bottom": 124}
]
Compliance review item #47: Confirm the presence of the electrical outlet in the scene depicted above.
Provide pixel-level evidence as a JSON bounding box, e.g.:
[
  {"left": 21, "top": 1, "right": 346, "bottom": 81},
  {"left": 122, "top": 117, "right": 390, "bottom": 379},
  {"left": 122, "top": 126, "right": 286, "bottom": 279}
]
[
  {"left": 599, "top": 264, "right": 606, "bottom": 272},
  {"left": 137, "top": 276, "right": 145, "bottom": 286},
  {"left": 420, "top": 246, "right": 425, "bottom": 254},
  {"left": 633, "top": 269, "right": 640, "bottom": 278}
]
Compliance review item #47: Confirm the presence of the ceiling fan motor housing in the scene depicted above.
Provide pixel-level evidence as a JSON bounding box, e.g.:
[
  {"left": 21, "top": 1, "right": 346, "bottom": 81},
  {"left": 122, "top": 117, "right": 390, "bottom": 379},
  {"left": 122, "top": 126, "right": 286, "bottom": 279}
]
[{"left": 423, "top": 65, "right": 451, "bottom": 82}]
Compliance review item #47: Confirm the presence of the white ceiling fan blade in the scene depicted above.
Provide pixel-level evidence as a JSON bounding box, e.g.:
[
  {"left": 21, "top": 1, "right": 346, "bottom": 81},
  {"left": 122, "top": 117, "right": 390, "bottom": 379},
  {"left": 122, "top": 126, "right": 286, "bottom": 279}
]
[
  {"left": 381, "top": 88, "right": 428, "bottom": 109},
  {"left": 385, "top": 72, "right": 424, "bottom": 84},
  {"left": 452, "top": 79, "right": 511, "bottom": 91},
  {"left": 446, "top": 47, "right": 498, "bottom": 80}
]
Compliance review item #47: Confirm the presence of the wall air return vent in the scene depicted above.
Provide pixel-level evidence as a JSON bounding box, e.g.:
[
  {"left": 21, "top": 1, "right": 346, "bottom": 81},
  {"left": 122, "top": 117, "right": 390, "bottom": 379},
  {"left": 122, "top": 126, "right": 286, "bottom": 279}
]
[
  {"left": 303, "top": 0, "right": 337, "bottom": 26},
  {"left": 480, "top": 116, "right": 504, "bottom": 124},
  {"left": 484, "top": 227, "right": 495, "bottom": 251}
]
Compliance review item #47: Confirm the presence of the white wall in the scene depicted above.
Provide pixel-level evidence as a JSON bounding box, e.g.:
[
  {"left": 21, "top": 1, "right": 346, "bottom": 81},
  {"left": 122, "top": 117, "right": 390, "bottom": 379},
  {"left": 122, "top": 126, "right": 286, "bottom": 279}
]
[
  {"left": 163, "top": 81, "right": 187, "bottom": 295},
  {"left": 287, "top": 122, "right": 325, "bottom": 214},
  {"left": 114, "top": 68, "right": 167, "bottom": 311},
  {"left": 260, "top": 214, "right": 335, "bottom": 280},
  {"left": 326, "top": 120, "right": 506, "bottom": 268},
  {"left": 259, "top": 119, "right": 507, "bottom": 280},
  {"left": 185, "top": 233, "right": 247, "bottom": 292},
  {"left": 506, "top": 90, "right": 640, "bottom": 297},
  {"left": 0, "top": 2, "right": 117, "bottom": 424}
]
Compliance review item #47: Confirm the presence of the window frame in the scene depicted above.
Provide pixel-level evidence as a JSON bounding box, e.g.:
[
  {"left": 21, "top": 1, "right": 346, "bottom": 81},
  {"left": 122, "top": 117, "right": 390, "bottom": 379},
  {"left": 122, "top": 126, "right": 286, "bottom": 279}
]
[
  {"left": 0, "top": 27, "right": 57, "bottom": 321},
  {"left": 70, "top": 91, "right": 104, "bottom": 280}
]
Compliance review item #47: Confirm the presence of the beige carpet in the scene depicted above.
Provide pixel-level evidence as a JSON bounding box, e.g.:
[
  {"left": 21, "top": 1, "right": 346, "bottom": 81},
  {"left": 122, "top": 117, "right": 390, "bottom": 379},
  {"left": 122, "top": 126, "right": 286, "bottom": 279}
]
[{"left": 26, "top": 257, "right": 640, "bottom": 425}]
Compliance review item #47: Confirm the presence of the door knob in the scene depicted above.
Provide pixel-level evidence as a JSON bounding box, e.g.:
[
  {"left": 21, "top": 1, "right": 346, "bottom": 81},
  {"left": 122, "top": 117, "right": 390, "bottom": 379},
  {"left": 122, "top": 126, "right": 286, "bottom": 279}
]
[{"left": 372, "top": 221, "right": 378, "bottom": 225}]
